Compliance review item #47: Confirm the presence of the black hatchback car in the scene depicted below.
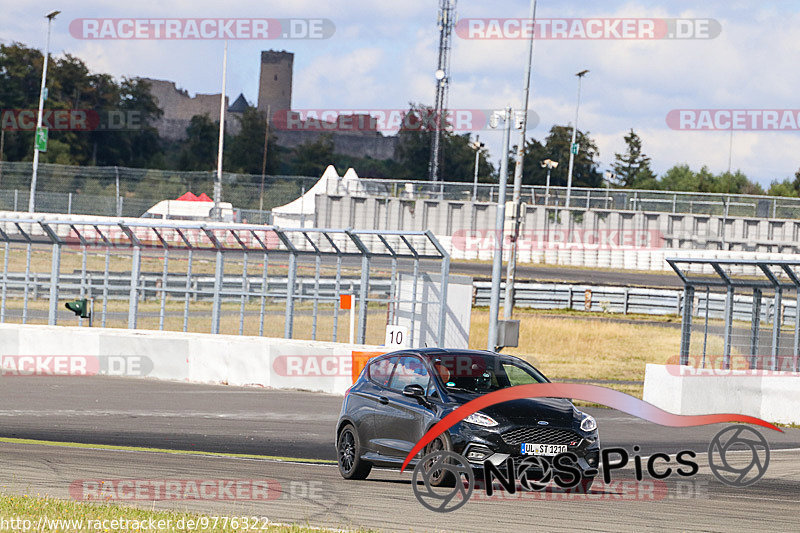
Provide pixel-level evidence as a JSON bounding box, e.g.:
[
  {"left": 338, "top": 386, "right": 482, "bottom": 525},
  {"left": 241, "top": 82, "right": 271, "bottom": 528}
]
[{"left": 335, "top": 348, "right": 600, "bottom": 490}]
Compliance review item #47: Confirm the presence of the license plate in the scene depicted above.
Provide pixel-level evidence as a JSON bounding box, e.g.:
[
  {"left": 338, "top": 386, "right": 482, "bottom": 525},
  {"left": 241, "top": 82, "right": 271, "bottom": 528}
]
[{"left": 520, "top": 443, "right": 567, "bottom": 456}]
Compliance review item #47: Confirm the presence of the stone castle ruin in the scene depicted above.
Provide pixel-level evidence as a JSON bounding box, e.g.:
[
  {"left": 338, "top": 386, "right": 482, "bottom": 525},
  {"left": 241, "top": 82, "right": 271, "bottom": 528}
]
[{"left": 143, "top": 50, "right": 396, "bottom": 160}]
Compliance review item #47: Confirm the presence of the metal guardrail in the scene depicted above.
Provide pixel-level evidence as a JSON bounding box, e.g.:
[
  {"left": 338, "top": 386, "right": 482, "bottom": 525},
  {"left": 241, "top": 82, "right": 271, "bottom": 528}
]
[
  {"left": 0, "top": 272, "right": 390, "bottom": 302},
  {"left": 0, "top": 215, "right": 452, "bottom": 346},
  {"left": 472, "top": 281, "right": 797, "bottom": 323},
  {"left": 9, "top": 274, "right": 795, "bottom": 324},
  {"left": 330, "top": 178, "right": 800, "bottom": 219}
]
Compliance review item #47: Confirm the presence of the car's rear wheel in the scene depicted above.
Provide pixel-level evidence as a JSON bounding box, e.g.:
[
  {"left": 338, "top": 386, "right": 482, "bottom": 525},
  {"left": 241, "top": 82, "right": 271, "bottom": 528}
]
[
  {"left": 423, "top": 433, "right": 456, "bottom": 488},
  {"left": 337, "top": 424, "right": 372, "bottom": 480}
]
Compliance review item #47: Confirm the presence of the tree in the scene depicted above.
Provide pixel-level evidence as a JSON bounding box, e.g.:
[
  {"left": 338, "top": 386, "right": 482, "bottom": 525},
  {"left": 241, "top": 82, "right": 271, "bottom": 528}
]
[
  {"left": 518, "top": 137, "right": 549, "bottom": 185},
  {"left": 517, "top": 125, "right": 601, "bottom": 188},
  {"left": 112, "top": 77, "right": 163, "bottom": 167},
  {"left": 289, "top": 134, "right": 334, "bottom": 176},
  {"left": 177, "top": 115, "right": 217, "bottom": 171},
  {"left": 394, "top": 104, "right": 433, "bottom": 180},
  {"left": 441, "top": 132, "right": 494, "bottom": 182},
  {"left": 767, "top": 169, "right": 800, "bottom": 197},
  {"left": 226, "top": 107, "right": 279, "bottom": 175},
  {"left": 394, "top": 103, "right": 494, "bottom": 181},
  {"left": 0, "top": 43, "right": 165, "bottom": 170},
  {"left": 611, "top": 129, "right": 655, "bottom": 188}
]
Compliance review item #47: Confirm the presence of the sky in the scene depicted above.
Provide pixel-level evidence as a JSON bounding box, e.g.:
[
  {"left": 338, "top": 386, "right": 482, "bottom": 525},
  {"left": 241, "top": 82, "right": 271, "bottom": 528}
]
[{"left": 2, "top": 0, "right": 800, "bottom": 186}]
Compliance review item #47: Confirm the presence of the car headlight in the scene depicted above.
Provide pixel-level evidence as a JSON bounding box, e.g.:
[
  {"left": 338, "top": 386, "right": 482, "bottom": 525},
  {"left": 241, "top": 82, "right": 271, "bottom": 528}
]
[
  {"left": 464, "top": 412, "right": 499, "bottom": 427},
  {"left": 578, "top": 412, "right": 597, "bottom": 433}
]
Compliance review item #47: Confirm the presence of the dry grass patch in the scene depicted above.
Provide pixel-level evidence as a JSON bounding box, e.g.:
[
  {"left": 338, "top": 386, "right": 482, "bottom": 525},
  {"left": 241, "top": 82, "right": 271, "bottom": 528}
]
[{"left": 469, "top": 309, "right": 727, "bottom": 391}]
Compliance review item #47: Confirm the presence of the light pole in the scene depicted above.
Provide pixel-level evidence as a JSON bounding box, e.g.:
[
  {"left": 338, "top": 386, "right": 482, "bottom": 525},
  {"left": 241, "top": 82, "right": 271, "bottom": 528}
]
[
  {"left": 259, "top": 104, "right": 271, "bottom": 217},
  {"left": 29, "top": 9, "right": 60, "bottom": 213},
  {"left": 505, "top": 0, "right": 537, "bottom": 321},
  {"left": 604, "top": 171, "right": 615, "bottom": 209},
  {"left": 214, "top": 40, "right": 228, "bottom": 221},
  {"left": 541, "top": 159, "right": 558, "bottom": 206},
  {"left": 487, "top": 107, "right": 513, "bottom": 352},
  {"left": 564, "top": 69, "right": 589, "bottom": 215},
  {"left": 470, "top": 135, "right": 484, "bottom": 201}
]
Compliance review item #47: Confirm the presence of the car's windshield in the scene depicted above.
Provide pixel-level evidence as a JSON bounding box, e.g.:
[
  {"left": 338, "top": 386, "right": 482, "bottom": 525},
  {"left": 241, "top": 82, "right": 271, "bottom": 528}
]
[{"left": 429, "top": 354, "right": 547, "bottom": 394}]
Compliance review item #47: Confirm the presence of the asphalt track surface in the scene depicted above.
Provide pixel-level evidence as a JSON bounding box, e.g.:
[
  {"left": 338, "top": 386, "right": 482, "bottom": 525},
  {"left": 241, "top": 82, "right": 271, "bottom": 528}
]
[
  {"left": 1, "top": 377, "right": 799, "bottom": 531},
  {"left": 66, "top": 246, "right": 688, "bottom": 288}
]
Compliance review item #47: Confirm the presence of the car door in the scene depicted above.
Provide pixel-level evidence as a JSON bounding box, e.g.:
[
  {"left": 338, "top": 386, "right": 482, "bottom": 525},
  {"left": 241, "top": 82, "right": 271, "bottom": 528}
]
[
  {"left": 371, "top": 355, "right": 435, "bottom": 458},
  {"left": 358, "top": 355, "right": 399, "bottom": 454}
]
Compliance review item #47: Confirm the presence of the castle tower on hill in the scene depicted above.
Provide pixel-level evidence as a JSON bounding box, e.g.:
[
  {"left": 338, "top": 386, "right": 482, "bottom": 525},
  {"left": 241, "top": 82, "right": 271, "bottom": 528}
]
[{"left": 258, "top": 50, "right": 293, "bottom": 118}]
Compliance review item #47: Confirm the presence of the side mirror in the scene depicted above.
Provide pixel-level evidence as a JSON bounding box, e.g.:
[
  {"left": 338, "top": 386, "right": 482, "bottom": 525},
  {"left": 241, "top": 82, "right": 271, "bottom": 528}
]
[{"left": 403, "top": 384, "right": 426, "bottom": 398}]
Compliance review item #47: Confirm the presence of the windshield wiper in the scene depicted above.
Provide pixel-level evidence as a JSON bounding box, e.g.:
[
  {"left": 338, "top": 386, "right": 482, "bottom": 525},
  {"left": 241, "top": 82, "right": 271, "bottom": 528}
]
[{"left": 445, "top": 386, "right": 477, "bottom": 393}]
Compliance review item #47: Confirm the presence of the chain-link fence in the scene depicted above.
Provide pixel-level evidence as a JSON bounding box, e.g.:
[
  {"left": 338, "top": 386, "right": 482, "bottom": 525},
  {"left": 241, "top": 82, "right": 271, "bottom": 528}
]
[
  {"left": 0, "top": 161, "right": 319, "bottom": 218},
  {"left": 3, "top": 161, "right": 800, "bottom": 220}
]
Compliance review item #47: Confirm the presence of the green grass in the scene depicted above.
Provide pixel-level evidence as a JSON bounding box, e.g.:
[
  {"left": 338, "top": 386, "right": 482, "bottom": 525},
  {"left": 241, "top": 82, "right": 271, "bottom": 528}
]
[
  {"left": 0, "top": 438, "right": 335, "bottom": 465},
  {"left": 0, "top": 298, "right": 390, "bottom": 346},
  {"left": 0, "top": 494, "right": 370, "bottom": 532}
]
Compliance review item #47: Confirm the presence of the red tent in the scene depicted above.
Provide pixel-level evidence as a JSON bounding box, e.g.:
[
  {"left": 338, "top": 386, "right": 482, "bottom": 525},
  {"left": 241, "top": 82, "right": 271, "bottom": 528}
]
[
  {"left": 175, "top": 192, "right": 198, "bottom": 201},
  {"left": 174, "top": 192, "right": 213, "bottom": 202}
]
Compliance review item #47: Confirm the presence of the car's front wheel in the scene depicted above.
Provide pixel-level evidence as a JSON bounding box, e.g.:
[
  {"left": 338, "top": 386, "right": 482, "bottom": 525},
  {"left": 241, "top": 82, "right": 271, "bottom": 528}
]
[
  {"left": 423, "top": 433, "right": 457, "bottom": 488},
  {"left": 337, "top": 424, "right": 372, "bottom": 480}
]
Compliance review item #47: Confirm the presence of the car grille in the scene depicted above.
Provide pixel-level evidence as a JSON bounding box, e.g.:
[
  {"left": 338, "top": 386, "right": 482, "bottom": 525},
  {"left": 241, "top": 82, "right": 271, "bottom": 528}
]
[{"left": 501, "top": 426, "right": 580, "bottom": 446}]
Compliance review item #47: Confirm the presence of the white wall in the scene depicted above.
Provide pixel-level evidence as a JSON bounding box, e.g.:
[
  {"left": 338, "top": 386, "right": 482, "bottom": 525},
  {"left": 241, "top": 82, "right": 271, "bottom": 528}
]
[
  {"left": 0, "top": 324, "right": 384, "bottom": 395},
  {"left": 643, "top": 363, "right": 800, "bottom": 424}
]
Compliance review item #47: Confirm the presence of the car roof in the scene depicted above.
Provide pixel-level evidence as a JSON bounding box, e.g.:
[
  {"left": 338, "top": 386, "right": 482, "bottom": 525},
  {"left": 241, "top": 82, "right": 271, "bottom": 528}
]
[{"left": 406, "top": 348, "right": 504, "bottom": 359}]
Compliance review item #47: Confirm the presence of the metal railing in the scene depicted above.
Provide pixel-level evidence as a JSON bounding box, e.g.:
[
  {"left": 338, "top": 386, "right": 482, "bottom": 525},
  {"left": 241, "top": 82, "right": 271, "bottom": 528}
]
[
  {"left": 3, "top": 161, "right": 800, "bottom": 220},
  {"left": 0, "top": 215, "right": 452, "bottom": 346},
  {"left": 473, "top": 281, "right": 797, "bottom": 324},
  {"left": 328, "top": 178, "right": 800, "bottom": 219},
  {"left": 669, "top": 257, "right": 800, "bottom": 371}
]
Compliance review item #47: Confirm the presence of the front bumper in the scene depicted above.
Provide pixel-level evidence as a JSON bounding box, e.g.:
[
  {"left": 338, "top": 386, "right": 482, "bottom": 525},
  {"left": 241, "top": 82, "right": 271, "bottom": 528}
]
[{"left": 450, "top": 422, "right": 600, "bottom": 474}]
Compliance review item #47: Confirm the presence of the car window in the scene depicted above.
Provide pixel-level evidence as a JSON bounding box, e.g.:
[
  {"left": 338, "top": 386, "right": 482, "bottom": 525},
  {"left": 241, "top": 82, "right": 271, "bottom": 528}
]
[
  {"left": 503, "top": 362, "right": 545, "bottom": 386},
  {"left": 432, "top": 354, "right": 547, "bottom": 393},
  {"left": 367, "top": 356, "right": 398, "bottom": 387},
  {"left": 388, "top": 356, "right": 430, "bottom": 391}
]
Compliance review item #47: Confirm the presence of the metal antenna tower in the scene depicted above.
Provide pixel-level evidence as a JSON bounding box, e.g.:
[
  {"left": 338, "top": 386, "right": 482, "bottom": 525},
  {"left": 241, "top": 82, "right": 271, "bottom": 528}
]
[{"left": 427, "top": 0, "right": 456, "bottom": 182}]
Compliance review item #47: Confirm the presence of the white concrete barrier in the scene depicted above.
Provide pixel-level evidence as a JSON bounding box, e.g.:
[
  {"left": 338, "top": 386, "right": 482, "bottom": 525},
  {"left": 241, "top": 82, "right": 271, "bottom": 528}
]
[
  {"left": 642, "top": 363, "right": 800, "bottom": 424},
  {"left": 0, "top": 324, "right": 384, "bottom": 395}
]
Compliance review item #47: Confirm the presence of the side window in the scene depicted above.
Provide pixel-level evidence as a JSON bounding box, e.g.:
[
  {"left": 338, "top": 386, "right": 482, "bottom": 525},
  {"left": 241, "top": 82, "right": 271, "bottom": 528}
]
[
  {"left": 368, "top": 356, "right": 398, "bottom": 387},
  {"left": 388, "top": 356, "right": 430, "bottom": 391},
  {"left": 503, "top": 363, "right": 542, "bottom": 387}
]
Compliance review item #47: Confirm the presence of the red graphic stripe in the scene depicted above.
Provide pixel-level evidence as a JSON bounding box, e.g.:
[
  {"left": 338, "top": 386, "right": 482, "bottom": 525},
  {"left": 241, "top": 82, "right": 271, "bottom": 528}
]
[{"left": 400, "top": 383, "right": 781, "bottom": 472}]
